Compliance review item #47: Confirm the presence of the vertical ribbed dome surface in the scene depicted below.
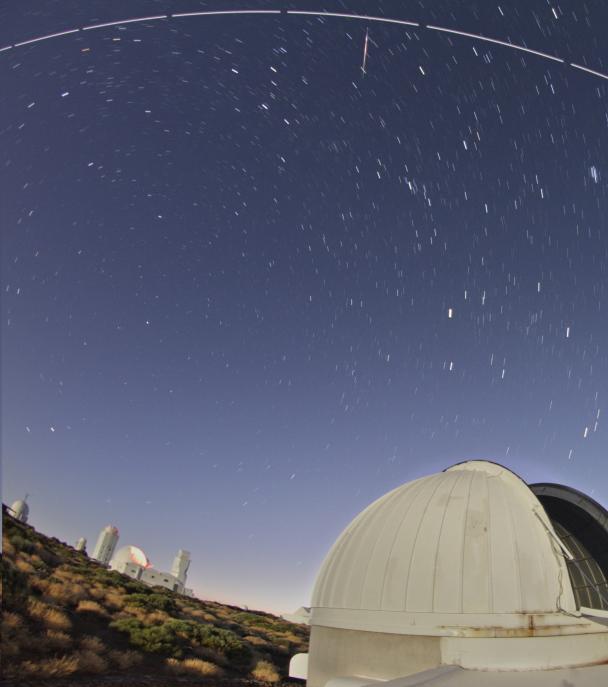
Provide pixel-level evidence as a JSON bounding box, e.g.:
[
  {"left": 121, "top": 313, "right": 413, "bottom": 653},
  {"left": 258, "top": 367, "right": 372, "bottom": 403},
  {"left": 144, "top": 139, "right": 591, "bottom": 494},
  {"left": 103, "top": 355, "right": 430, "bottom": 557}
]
[{"left": 312, "top": 461, "right": 576, "bottom": 616}]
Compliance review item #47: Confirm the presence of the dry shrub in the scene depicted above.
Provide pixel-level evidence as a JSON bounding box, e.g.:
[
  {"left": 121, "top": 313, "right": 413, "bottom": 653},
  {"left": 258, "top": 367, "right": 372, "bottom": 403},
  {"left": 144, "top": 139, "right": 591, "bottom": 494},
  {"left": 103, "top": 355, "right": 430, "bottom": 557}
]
[
  {"left": 50, "top": 566, "right": 73, "bottom": 580},
  {"left": 30, "top": 576, "right": 51, "bottom": 593},
  {"left": 76, "top": 649, "right": 108, "bottom": 673},
  {"left": 104, "top": 590, "right": 127, "bottom": 610},
  {"left": 1, "top": 614, "right": 24, "bottom": 659},
  {"left": 13, "top": 655, "right": 80, "bottom": 679},
  {"left": 244, "top": 634, "right": 272, "bottom": 648},
  {"left": 192, "top": 645, "right": 226, "bottom": 665},
  {"left": 146, "top": 610, "right": 170, "bottom": 624},
  {"left": 1, "top": 636, "right": 21, "bottom": 658},
  {"left": 70, "top": 582, "right": 90, "bottom": 601},
  {"left": 45, "top": 630, "right": 73, "bottom": 651},
  {"left": 3, "top": 536, "right": 16, "bottom": 557},
  {"left": 166, "top": 657, "right": 223, "bottom": 677},
  {"left": 79, "top": 635, "right": 106, "bottom": 653},
  {"left": 89, "top": 585, "right": 107, "bottom": 600},
  {"left": 28, "top": 599, "right": 72, "bottom": 631},
  {"left": 2, "top": 613, "right": 39, "bottom": 657},
  {"left": 109, "top": 649, "right": 143, "bottom": 670},
  {"left": 123, "top": 605, "right": 148, "bottom": 621},
  {"left": 52, "top": 566, "right": 86, "bottom": 583},
  {"left": 251, "top": 660, "right": 280, "bottom": 683},
  {"left": 44, "top": 582, "right": 69, "bottom": 603},
  {"left": 14, "top": 557, "right": 36, "bottom": 574},
  {"left": 34, "top": 544, "right": 60, "bottom": 566},
  {"left": 76, "top": 599, "right": 107, "bottom": 615},
  {"left": 2, "top": 611, "right": 24, "bottom": 631},
  {"left": 185, "top": 607, "right": 216, "bottom": 622},
  {"left": 30, "top": 553, "right": 45, "bottom": 567},
  {"left": 44, "top": 581, "right": 87, "bottom": 605}
]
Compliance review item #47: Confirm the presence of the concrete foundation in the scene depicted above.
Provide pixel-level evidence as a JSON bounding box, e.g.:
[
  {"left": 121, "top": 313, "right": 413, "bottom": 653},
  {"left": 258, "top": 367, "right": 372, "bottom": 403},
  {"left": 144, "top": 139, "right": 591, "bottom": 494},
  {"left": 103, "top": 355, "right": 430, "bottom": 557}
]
[{"left": 307, "top": 626, "right": 441, "bottom": 687}]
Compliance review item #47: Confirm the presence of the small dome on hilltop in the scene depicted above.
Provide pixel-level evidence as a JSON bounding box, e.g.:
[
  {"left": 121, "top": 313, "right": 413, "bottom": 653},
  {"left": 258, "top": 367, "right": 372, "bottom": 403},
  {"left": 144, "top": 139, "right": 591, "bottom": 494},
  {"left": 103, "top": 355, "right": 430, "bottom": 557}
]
[
  {"left": 10, "top": 499, "right": 29, "bottom": 523},
  {"left": 111, "top": 545, "right": 150, "bottom": 570}
]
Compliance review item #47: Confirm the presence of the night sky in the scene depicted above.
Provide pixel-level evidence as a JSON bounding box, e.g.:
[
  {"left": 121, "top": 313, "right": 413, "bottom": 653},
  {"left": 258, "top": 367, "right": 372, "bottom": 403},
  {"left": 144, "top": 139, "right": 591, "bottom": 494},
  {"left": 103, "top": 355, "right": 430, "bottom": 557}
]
[{"left": 2, "top": 1, "right": 607, "bottom": 613}]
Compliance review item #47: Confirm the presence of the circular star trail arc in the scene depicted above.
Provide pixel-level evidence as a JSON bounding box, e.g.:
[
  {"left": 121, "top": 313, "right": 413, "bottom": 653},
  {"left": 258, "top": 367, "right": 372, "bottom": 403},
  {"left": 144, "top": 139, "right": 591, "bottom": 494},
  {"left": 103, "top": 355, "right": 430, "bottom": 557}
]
[{"left": 2, "top": 9, "right": 607, "bottom": 82}]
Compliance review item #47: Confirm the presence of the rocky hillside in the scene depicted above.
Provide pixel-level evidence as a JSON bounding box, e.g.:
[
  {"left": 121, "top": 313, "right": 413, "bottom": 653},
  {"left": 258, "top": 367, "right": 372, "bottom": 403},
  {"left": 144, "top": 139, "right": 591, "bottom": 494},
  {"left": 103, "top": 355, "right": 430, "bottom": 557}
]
[{"left": 1, "top": 506, "right": 308, "bottom": 685}]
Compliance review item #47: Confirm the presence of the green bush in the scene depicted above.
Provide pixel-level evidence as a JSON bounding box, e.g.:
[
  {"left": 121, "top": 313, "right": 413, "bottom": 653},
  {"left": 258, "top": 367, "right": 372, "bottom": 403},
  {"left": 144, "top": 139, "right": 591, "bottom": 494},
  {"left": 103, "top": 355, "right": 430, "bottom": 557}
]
[
  {"left": 234, "top": 611, "right": 287, "bottom": 633},
  {"left": 110, "top": 618, "right": 252, "bottom": 667},
  {"left": 9, "top": 534, "right": 36, "bottom": 555},
  {"left": 190, "top": 623, "right": 252, "bottom": 668},
  {"left": 111, "top": 618, "right": 187, "bottom": 658},
  {"left": 125, "top": 593, "right": 176, "bottom": 613}
]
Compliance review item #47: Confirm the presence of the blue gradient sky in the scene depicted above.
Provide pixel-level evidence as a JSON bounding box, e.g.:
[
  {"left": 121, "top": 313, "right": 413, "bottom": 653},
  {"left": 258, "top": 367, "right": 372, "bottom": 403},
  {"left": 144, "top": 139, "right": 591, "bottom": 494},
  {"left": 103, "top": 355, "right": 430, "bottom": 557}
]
[{"left": 2, "top": 1, "right": 607, "bottom": 613}]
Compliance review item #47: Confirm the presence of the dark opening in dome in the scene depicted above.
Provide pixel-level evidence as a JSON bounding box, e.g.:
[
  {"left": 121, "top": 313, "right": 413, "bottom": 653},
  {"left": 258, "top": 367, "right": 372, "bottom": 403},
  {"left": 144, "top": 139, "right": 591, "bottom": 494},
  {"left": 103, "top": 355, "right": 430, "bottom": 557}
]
[{"left": 531, "top": 483, "right": 608, "bottom": 611}]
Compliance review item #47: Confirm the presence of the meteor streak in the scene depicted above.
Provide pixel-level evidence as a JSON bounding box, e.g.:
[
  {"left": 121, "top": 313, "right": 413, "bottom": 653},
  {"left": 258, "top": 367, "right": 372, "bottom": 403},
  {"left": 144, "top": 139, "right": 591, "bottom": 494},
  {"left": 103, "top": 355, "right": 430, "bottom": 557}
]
[{"left": 361, "top": 28, "right": 369, "bottom": 75}]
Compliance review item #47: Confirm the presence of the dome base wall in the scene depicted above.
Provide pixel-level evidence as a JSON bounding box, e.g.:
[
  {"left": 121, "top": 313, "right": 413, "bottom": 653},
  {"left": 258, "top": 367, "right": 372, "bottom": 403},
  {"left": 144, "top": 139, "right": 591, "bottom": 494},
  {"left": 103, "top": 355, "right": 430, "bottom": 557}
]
[
  {"left": 442, "top": 632, "right": 608, "bottom": 670},
  {"left": 307, "top": 626, "right": 441, "bottom": 687},
  {"left": 307, "top": 625, "right": 608, "bottom": 686}
]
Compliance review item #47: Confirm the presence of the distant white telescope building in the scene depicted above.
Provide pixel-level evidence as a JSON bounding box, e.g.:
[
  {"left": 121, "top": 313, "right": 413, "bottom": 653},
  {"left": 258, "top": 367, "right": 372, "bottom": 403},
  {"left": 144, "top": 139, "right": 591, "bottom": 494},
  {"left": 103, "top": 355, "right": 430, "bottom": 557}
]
[
  {"left": 9, "top": 496, "right": 29, "bottom": 523},
  {"left": 282, "top": 606, "right": 311, "bottom": 625},
  {"left": 74, "top": 537, "right": 87, "bottom": 552},
  {"left": 291, "top": 460, "right": 608, "bottom": 686},
  {"left": 89, "top": 524, "right": 193, "bottom": 596},
  {"left": 171, "top": 548, "right": 191, "bottom": 584},
  {"left": 91, "top": 525, "right": 119, "bottom": 566},
  {"left": 110, "top": 544, "right": 193, "bottom": 596}
]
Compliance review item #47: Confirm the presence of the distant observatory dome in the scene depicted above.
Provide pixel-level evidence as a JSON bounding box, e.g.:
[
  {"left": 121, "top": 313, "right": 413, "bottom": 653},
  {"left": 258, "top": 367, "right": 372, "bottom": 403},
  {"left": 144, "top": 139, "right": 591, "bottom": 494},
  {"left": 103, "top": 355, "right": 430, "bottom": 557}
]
[
  {"left": 10, "top": 499, "right": 29, "bottom": 523},
  {"left": 111, "top": 545, "right": 150, "bottom": 570}
]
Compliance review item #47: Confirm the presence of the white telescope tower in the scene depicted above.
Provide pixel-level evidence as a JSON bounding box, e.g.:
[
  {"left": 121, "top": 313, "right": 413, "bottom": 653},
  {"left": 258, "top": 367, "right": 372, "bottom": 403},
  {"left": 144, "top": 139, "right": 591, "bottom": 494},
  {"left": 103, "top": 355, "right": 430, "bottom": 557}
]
[
  {"left": 171, "top": 549, "right": 191, "bottom": 584},
  {"left": 91, "top": 525, "right": 119, "bottom": 566}
]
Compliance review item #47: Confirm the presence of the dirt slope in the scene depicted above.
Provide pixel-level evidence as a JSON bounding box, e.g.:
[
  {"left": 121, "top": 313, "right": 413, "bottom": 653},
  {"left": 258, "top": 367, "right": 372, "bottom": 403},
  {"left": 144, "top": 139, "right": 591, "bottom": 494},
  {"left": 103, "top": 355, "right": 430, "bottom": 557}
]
[{"left": 1, "top": 506, "right": 308, "bottom": 685}]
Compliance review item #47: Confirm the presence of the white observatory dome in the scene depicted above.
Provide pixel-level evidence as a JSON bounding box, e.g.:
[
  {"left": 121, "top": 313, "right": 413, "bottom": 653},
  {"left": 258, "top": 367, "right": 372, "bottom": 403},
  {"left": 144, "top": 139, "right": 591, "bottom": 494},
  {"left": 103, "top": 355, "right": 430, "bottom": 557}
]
[
  {"left": 111, "top": 545, "right": 150, "bottom": 570},
  {"left": 302, "top": 460, "right": 608, "bottom": 684},
  {"left": 10, "top": 499, "right": 29, "bottom": 523},
  {"left": 311, "top": 460, "right": 580, "bottom": 635}
]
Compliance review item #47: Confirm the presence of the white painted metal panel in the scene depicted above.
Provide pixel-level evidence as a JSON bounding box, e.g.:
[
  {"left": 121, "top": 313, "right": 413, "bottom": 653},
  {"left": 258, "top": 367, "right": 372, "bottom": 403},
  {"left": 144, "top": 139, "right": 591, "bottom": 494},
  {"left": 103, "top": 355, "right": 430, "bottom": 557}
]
[
  {"left": 406, "top": 471, "right": 462, "bottom": 612},
  {"left": 381, "top": 475, "right": 444, "bottom": 611},
  {"left": 461, "top": 469, "right": 491, "bottom": 612},
  {"left": 487, "top": 472, "right": 520, "bottom": 612},
  {"left": 359, "top": 478, "right": 428, "bottom": 610},
  {"left": 432, "top": 470, "right": 473, "bottom": 612},
  {"left": 311, "top": 461, "right": 579, "bottom": 629}
]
